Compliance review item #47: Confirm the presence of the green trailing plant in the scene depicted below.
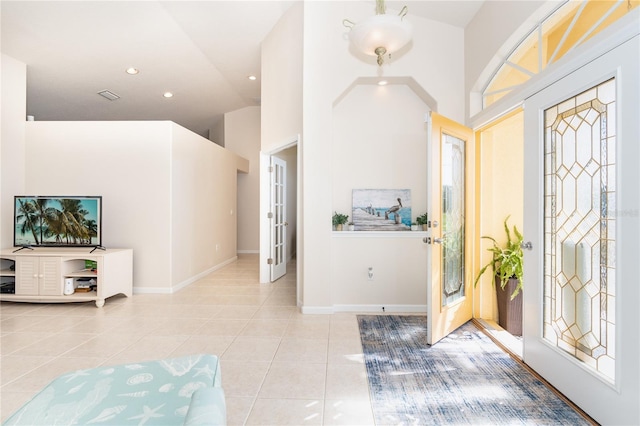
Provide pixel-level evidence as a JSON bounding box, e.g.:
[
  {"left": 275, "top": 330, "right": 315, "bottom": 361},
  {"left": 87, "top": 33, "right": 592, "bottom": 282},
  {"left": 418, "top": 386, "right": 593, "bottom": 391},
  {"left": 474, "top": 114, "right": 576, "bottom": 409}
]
[
  {"left": 332, "top": 212, "right": 349, "bottom": 227},
  {"left": 474, "top": 215, "right": 524, "bottom": 300},
  {"left": 416, "top": 213, "right": 428, "bottom": 226}
]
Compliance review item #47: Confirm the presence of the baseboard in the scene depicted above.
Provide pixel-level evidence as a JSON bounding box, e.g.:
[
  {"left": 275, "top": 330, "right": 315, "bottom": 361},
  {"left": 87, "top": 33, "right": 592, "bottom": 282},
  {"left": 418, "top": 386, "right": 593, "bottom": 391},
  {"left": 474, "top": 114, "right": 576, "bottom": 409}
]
[
  {"left": 335, "top": 304, "right": 427, "bottom": 314},
  {"left": 133, "top": 256, "right": 238, "bottom": 294},
  {"left": 301, "top": 306, "right": 335, "bottom": 314},
  {"left": 237, "top": 249, "right": 259, "bottom": 254},
  {"left": 301, "top": 304, "right": 427, "bottom": 315}
]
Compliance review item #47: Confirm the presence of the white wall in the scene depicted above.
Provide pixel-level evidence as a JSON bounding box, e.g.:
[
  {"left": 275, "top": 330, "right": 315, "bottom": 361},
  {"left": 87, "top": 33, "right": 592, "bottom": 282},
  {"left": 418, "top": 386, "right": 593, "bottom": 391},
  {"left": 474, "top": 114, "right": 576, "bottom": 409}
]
[
  {"left": 21, "top": 121, "right": 246, "bottom": 292},
  {"left": 171, "top": 124, "right": 247, "bottom": 288},
  {"left": 330, "top": 83, "right": 429, "bottom": 310},
  {"left": 296, "top": 2, "right": 464, "bottom": 312},
  {"left": 332, "top": 84, "right": 428, "bottom": 216},
  {"left": 261, "top": 2, "right": 303, "bottom": 152},
  {"left": 1, "top": 54, "right": 27, "bottom": 248},
  {"left": 24, "top": 121, "right": 172, "bottom": 290},
  {"left": 224, "top": 106, "right": 260, "bottom": 253},
  {"left": 332, "top": 235, "right": 427, "bottom": 310},
  {"left": 209, "top": 119, "right": 224, "bottom": 147}
]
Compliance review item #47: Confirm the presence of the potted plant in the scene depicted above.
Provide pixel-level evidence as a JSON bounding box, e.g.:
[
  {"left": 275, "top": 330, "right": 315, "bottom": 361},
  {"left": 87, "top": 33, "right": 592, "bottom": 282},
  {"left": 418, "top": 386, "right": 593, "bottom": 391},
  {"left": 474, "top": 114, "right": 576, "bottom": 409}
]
[
  {"left": 474, "top": 215, "right": 524, "bottom": 335},
  {"left": 416, "top": 213, "right": 428, "bottom": 231},
  {"left": 332, "top": 212, "right": 349, "bottom": 231},
  {"left": 411, "top": 222, "right": 419, "bottom": 231},
  {"left": 347, "top": 222, "right": 355, "bottom": 231}
]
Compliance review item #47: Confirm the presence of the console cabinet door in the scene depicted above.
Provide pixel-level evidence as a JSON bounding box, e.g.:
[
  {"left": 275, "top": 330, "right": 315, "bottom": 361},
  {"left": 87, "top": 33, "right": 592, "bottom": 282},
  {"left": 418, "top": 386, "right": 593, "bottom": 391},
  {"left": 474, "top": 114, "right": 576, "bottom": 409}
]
[
  {"left": 15, "top": 257, "right": 39, "bottom": 295},
  {"left": 39, "top": 258, "right": 61, "bottom": 296},
  {"left": 15, "top": 257, "right": 61, "bottom": 296}
]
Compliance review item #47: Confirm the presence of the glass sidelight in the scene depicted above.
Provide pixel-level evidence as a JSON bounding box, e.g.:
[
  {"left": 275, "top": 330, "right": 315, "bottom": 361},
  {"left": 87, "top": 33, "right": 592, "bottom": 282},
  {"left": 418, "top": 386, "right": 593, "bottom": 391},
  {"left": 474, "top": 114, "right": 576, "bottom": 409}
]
[
  {"left": 543, "top": 78, "right": 616, "bottom": 381},
  {"left": 441, "top": 133, "right": 466, "bottom": 306}
]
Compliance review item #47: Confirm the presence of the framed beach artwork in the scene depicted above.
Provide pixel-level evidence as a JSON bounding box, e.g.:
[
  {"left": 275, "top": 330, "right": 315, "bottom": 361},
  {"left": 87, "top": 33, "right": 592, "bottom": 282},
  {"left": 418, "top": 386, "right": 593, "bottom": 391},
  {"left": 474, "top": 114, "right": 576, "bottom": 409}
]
[{"left": 352, "top": 189, "right": 411, "bottom": 231}]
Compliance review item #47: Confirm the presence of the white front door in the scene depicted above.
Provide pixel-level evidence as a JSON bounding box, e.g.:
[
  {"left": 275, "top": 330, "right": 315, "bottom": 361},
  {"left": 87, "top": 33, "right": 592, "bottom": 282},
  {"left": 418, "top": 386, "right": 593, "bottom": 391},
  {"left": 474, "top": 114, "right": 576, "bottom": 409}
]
[
  {"left": 270, "top": 156, "right": 287, "bottom": 282},
  {"left": 426, "top": 112, "right": 474, "bottom": 344},
  {"left": 523, "top": 36, "right": 639, "bottom": 425}
]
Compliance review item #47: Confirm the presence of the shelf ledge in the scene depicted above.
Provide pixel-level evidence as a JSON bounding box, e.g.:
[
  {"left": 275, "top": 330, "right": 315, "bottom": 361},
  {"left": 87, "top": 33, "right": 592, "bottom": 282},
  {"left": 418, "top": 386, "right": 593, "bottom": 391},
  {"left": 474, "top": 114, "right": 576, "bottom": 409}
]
[{"left": 332, "top": 231, "right": 428, "bottom": 238}]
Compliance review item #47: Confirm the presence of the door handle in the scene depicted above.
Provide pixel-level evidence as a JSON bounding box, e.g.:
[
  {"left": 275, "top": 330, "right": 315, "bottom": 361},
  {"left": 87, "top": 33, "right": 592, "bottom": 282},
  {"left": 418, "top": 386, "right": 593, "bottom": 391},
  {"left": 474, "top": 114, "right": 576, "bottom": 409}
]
[
  {"left": 423, "top": 237, "right": 444, "bottom": 245},
  {"left": 521, "top": 241, "right": 533, "bottom": 250}
]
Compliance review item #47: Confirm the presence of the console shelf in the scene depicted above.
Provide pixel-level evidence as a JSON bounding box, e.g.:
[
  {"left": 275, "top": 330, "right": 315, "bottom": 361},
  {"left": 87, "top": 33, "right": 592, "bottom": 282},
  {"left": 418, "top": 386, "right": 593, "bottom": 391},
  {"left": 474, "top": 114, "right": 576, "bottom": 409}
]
[{"left": 0, "top": 248, "right": 132, "bottom": 307}]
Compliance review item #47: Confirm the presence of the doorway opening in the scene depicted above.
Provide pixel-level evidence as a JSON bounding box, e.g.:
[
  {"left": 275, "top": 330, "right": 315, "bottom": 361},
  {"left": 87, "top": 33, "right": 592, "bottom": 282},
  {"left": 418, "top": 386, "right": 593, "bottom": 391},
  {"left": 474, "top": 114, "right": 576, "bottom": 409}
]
[
  {"left": 474, "top": 109, "right": 524, "bottom": 358},
  {"left": 259, "top": 137, "right": 301, "bottom": 305}
]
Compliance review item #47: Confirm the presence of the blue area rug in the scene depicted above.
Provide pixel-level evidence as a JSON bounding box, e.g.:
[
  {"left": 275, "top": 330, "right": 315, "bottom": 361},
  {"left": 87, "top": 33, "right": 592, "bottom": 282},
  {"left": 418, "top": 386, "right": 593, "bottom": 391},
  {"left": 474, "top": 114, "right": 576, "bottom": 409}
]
[{"left": 357, "top": 315, "right": 591, "bottom": 425}]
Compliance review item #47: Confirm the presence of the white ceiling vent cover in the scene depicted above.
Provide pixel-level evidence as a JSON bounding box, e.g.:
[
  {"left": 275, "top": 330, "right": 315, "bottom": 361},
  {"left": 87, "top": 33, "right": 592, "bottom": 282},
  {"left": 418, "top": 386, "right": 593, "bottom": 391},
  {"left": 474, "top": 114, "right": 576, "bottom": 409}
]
[{"left": 97, "top": 90, "right": 120, "bottom": 101}]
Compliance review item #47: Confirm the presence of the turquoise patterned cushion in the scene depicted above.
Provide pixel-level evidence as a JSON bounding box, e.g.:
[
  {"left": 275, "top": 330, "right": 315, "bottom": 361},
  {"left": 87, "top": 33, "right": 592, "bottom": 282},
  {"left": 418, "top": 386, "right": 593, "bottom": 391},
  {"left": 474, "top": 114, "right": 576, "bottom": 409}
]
[
  {"left": 4, "top": 354, "right": 225, "bottom": 425},
  {"left": 183, "top": 388, "right": 226, "bottom": 425}
]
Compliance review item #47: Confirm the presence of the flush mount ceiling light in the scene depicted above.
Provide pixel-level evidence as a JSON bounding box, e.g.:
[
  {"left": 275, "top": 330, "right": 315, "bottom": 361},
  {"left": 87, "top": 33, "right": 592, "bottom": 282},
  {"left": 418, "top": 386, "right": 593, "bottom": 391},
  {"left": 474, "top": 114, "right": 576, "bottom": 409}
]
[
  {"left": 248, "top": 75, "right": 257, "bottom": 81},
  {"left": 343, "top": 0, "right": 412, "bottom": 66},
  {"left": 125, "top": 67, "right": 139, "bottom": 75},
  {"left": 163, "top": 92, "right": 173, "bottom": 98}
]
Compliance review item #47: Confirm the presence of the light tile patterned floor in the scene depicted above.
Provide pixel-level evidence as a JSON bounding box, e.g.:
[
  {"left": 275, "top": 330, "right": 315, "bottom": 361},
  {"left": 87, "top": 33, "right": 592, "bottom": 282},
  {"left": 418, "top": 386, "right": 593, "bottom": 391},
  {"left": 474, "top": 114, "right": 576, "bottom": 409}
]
[{"left": 0, "top": 254, "right": 375, "bottom": 425}]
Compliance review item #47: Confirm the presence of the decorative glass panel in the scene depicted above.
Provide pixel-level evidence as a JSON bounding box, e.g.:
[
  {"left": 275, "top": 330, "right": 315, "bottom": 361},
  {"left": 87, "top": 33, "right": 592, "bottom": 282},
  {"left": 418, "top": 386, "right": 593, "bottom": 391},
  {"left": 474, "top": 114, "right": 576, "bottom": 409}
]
[
  {"left": 441, "top": 133, "right": 465, "bottom": 306},
  {"left": 543, "top": 78, "right": 615, "bottom": 382},
  {"left": 483, "top": 0, "right": 638, "bottom": 109}
]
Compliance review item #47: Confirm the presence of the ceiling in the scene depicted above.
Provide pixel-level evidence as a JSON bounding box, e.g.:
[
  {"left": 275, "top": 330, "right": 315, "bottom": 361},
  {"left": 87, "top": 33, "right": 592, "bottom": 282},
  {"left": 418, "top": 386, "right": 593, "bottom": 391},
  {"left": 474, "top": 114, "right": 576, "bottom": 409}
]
[{"left": 1, "top": 1, "right": 484, "bottom": 139}]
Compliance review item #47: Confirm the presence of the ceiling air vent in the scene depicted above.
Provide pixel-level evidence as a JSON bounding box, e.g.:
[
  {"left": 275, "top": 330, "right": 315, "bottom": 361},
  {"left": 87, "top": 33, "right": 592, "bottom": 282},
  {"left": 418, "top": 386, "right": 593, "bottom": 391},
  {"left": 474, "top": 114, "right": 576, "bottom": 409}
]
[{"left": 97, "top": 90, "right": 120, "bottom": 101}]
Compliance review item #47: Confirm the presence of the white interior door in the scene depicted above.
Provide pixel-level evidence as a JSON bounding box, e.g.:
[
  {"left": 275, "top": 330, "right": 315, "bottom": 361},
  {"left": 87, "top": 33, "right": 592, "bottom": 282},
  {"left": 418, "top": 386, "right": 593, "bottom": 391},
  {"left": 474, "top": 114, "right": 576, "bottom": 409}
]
[
  {"left": 270, "top": 156, "right": 287, "bottom": 282},
  {"left": 426, "top": 112, "right": 474, "bottom": 344},
  {"left": 523, "top": 36, "right": 639, "bottom": 425}
]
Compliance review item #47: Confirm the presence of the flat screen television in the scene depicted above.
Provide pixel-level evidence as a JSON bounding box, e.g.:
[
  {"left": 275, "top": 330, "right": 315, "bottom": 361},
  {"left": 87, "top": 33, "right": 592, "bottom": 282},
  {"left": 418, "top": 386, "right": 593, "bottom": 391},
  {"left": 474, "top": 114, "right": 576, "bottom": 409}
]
[{"left": 14, "top": 195, "right": 102, "bottom": 248}]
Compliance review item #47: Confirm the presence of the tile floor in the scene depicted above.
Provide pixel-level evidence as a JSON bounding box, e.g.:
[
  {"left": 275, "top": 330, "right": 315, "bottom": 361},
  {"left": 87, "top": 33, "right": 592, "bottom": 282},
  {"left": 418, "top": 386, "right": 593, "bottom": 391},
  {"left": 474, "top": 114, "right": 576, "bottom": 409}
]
[{"left": 0, "top": 254, "right": 375, "bottom": 425}]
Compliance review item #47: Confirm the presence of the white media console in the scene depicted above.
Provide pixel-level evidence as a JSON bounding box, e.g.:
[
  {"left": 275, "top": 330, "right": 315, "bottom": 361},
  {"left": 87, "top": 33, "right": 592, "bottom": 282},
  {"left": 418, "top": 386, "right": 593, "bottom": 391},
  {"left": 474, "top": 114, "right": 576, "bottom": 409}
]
[{"left": 0, "top": 247, "right": 132, "bottom": 307}]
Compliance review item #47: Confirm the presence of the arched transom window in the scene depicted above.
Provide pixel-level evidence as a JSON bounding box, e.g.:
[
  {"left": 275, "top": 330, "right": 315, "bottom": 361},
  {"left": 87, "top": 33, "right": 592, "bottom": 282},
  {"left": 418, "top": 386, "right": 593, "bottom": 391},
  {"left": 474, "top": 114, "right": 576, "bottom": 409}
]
[{"left": 483, "top": 0, "right": 638, "bottom": 108}]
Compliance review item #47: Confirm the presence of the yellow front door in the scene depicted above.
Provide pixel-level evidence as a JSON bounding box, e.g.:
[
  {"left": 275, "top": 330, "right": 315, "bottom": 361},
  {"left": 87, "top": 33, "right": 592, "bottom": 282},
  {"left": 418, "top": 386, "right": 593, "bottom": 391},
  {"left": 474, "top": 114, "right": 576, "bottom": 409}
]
[{"left": 427, "top": 112, "right": 474, "bottom": 344}]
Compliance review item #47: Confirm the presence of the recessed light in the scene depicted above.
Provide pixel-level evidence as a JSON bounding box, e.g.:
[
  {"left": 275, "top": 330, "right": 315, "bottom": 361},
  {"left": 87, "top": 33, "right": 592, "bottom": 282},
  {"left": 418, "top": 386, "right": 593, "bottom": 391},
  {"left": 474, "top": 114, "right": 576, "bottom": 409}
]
[
  {"left": 163, "top": 92, "right": 173, "bottom": 98},
  {"left": 126, "top": 67, "right": 139, "bottom": 75},
  {"left": 248, "top": 75, "right": 257, "bottom": 81},
  {"left": 378, "top": 80, "right": 388, "bottom": 86}
]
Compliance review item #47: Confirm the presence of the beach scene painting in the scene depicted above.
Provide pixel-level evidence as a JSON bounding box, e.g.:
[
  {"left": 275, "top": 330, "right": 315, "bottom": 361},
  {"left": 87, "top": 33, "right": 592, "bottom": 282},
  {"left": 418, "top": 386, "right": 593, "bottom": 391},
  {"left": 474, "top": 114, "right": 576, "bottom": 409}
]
[{"left": 352, "top": 189, "right": 411, "bottom": 231}]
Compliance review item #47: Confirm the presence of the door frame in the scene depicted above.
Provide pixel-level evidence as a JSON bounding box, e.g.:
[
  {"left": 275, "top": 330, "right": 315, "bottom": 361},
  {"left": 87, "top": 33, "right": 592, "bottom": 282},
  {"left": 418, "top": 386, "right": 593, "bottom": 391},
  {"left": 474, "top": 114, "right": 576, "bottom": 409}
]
[{"left": 259, "top": 135, "right": 302, "bottom": 299}]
